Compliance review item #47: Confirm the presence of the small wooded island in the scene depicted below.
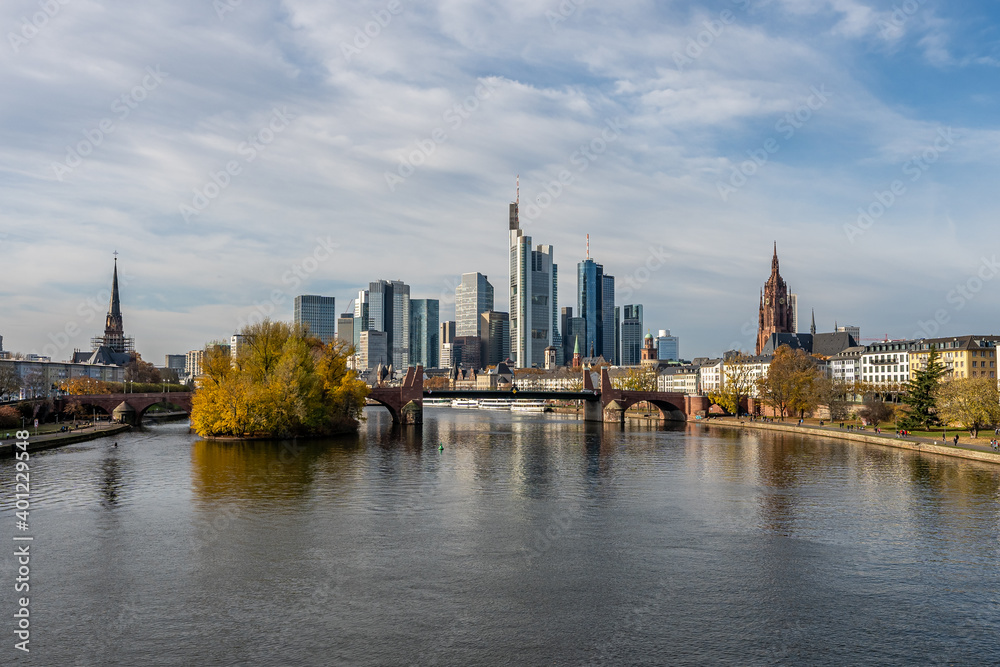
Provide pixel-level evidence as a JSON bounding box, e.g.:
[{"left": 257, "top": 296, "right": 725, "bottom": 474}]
[{"left": 191, "top": 320, "right": 369, "bottom": 438}]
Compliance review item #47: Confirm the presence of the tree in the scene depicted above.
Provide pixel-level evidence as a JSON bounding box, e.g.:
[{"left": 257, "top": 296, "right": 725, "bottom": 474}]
[
  {"left": 708, "top": 352, "right": 756, "bottom": 415},
  {"left": 191, "top": 319, "right": 369, "bottom": 438},
  {"left": 858, "top": 397, "right": 894, "bottom": 427},
  {"left": 756, "top": 345, "right": 820, "bottom": 420},
  {"left": 0, "top": 405, "right": 19, "bottom": 428},
  {"left": 125, "top": 352, "right": 161, "bottom": 383},
  {"left": 22, "top": 370, "right": 46, "bottom": 399},
  {"left": 819, "top": 379, "right": 850, "bottom": 421},
  {"left": 62, "top": 377, "right": 113, "bottom": 394},
  {"left": 935, "top": 377, "right": 1000, "bottom": 438},
  {"left": 63, "top": 399, "right": 88, "bottom": 426},
  {"left": 613, "top": 366, "right": 657, "bottom": 391},
  {"left": 424, "top": 376, "right": 451, "bottom": 390},
  {"left": 0, "top": 365, "right": 21, "bottom": 400},
  {"left": 901, "top": 345, "right": 945, "bottom": 430}
]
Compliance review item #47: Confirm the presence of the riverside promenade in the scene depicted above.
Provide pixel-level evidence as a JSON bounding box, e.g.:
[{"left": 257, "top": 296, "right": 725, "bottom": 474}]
[
  {"left": 699, "top": 417, "right": 1000, "bottom": 466},
  {"left": 1, "top": 423, "right": 132, "bottom": 457}
]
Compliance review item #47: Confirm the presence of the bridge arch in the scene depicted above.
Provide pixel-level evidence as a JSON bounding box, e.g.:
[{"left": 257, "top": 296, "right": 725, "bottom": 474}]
[
  {"left": 615, "top": 397, "right": 687, "bottom": 422},
  {"left": 365, "top": 396, "right": 400, "bottom": 423}
]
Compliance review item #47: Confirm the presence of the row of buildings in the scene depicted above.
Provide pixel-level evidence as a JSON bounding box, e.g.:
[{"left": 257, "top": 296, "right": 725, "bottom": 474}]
[{"left": 656, "top": 334, "right": 998, "bottom": 397}]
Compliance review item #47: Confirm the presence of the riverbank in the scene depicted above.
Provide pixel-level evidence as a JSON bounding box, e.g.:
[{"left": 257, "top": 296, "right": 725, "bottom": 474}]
[
  {"left": 1, "top": 423, "right": 132, "bottom": 457},
  {"left": 699, "top": 417, "right": 1000, "bottom": 466}
]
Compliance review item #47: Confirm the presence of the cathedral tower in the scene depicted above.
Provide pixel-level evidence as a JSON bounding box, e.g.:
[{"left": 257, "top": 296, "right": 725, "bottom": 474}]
[{"left": 755, "top": 243, "right": 794, "bottom": 355}]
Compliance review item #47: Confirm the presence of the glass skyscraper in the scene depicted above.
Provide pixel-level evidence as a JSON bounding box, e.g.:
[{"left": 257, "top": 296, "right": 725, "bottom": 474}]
[
  {"left": 455, "top": 273, "right": 494, "bottom": 337},
  {"left": 409, "top": 299, "right": 440, "bottom": 368},
  {"left": 621, "top": 304, "right": 643, "bottom": 365},
  {"left": 509, "top": 192, "right": 558, "bottom": 368},
  {"left": 293, "top": 295, "right": 336, "bottom": 343},
  {"left": 577, "top": 257, "right": 616, "bottom": 360},
  {"left": 364, "top": 280, "right": 410, "bottom": 369}
]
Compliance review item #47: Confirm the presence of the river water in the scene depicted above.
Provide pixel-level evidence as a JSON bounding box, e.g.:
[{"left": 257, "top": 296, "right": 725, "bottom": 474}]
[{"left": 2, "top": 407, "right": 999, "bottom": 666}]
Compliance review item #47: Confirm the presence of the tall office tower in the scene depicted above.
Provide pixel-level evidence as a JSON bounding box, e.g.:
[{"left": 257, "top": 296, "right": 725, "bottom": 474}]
[
  {"left": 390, "top": 280, "right": 410, "bottom": 369},
  {"left": 358, "top": 330, "right": 388, "bottom": 369},
  {"left": 656, "top": 329, "right": 680, "bottom": 362},
  {"left": 480, "top": 311, "right": 511, "bottom": 366},
  {"left": 577, "top": 241, "right": 615, "bottom": 361},
  {"left": 366, "top": 280, "right": 410, "bottom": 369},
  {"left": 354, "top": 290, "right": 369, "bottom": 349},
  {"left": 561, "top": 307, "right": 574, "bottom": 365},
  {"left": 294, "top": 295, "right": 336, "bottom": 343},
  {"left": 602, "top": 274, "right": 616, "bottom": 364},
  {"left": 439, "top": 321, "right": 456, "bottom": 368},
  {"left": 509, "top": 181, "right": 558, "bottom": 368},
  {"left": 621, "top": 304, "right": 643, "bottom": 365},
  {"left": 455, "top": 273, "right": 494, "bottom": 337},
  {"left": 789, "top": 293, "right": 799, "bottom": 333},
  {"left": 337, "top": 313, "right": 354, "bottom": 347},
  {"left": 409, "top": 299, "right": 440, "bottom": 368},
  {"left": 452, "top": 336, "right": 482, "bottom": 369},
  {"left": 836, "top": 324, "right": 861, "bottom": 344},
  {"left": 230, "top": 334, "right": 245, "bottom": 363}
]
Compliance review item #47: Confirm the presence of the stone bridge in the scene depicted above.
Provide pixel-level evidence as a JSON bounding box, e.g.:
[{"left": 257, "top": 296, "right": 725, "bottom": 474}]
[
  {"left": 55, "top": 392, "right": 192, "bottom": 425},
  {"left": 367, "top": 366, "right": 710, "bottom": 426}
]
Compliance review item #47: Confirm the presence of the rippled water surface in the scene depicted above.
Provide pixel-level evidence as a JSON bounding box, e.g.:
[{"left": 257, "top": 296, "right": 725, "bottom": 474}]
[{"left": 2, "top": 408, "right": 1000, "bottom": 666}]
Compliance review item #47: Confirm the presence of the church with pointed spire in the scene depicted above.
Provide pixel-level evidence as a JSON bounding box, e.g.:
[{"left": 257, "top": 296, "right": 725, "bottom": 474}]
[
  {"left": 73, "top": 256, "right": 134, "bottom": 365},
  {"left": 755, "top": 243, "right": 794, "bottom": 355}
]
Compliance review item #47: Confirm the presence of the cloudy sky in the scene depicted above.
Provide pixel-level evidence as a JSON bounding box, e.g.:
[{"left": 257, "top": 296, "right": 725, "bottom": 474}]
[{"left": 3, "top": 0, "right": 999, "bottom": 363}]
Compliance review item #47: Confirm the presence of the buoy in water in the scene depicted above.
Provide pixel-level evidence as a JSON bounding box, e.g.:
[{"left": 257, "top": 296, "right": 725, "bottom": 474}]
[{"left": 439, "top": 443, "right": 444, "bottom": 450}]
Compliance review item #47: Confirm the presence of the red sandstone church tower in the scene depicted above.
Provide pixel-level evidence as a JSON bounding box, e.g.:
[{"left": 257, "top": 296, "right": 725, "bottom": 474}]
[{"left": 755, "top": 243, "right": 794, "bottom": 355}]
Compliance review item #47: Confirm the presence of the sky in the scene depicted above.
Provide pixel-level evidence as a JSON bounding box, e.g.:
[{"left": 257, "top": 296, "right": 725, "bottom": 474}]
[{"left": 2, "top": 0, "right": 1000, "bottom": 363}]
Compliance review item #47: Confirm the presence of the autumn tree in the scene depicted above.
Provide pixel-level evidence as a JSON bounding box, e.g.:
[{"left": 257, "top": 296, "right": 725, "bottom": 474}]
[
  {"left": 756, "top": 346, "right": 821, "bottom": 420},
  {"left": 858, "top": 397, "right": 894, "bottom": 427},
  {"left": 0, "top": 405, "right": 20, "bottom": 428},
  {"left": 935, "top": 377, "right": 1000, "bottom": 438},
  {"left": 901, "top": 345, "right": 945, "bottom": 430},
  {"left": 125, "top": 352, "right": 161, "bottom": 383},
  {"left": 424, "top": 376, "right": 451, "bottom": 390},
  {"left": 61, "top": 377, "right": 113, "bottom": 394},
  {"left": 613, "top": 366, "right": 657, "bottom": 391},
  {"left": 191, "top": 319, "right": 369, "bottom": 438},
  {"left": 708, "top": 352, "right": 756, "bottom": 416}
]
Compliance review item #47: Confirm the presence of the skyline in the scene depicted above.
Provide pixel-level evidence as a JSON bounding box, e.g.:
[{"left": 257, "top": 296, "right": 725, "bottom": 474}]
[{"left": 4, "top": 1, "right": 1000, "bottom": 362}]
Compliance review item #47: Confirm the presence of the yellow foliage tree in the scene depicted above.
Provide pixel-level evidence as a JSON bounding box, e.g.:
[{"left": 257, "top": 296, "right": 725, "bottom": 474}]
[
  {"left": 191, "top": 320, "right": 369, "bottom": 438},
  {"left": 61, "top": 377, "right": 113, "bottom": 394}
]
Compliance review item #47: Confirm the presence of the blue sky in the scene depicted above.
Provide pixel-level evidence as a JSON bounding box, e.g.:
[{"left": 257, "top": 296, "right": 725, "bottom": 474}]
[{"left": 2, "top": 0, "right": 999, "bottom": 362}]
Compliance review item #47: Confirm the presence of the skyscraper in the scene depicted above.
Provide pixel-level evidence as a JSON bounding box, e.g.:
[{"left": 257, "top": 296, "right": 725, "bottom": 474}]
[
  {"left": 480, "top": 311, "right": 510, "bottom": 366},
  {"left": 409, "top": 299, "right": 440, "bottom": 368},
  {"left": 439, "top": 320, "right": 456, "bottom": 368},
  {"left": 602, "top": 273, "right": 617, "bottom": 364},
  {"left": 294, "top": 295, "right": 336, "bottom": 343},
  {"left": 577, "top": 245, "right": 616, "bottom": 361},
  {"left": 789, "top": 293, "right": 799, "bottom": 333},
  {"left": 354, "top": 290, "right": 369, "bottom": 349},
  {"left": 621, "top": 304, "right": 643, "bottom": 365},
  {"left": 337, "top": 313, "right": 354, "bottom": 347},
  {"left": 455, "top": 273, "right": 494, "bottom": 337},
  {"left": 365, "top": 280, "right": 410, "bottom": 369},
  {"left": 509, "top": 182, "right": 558, "bottom": 368},
  {"left": 656, "top": 329, "right": 679, "bottom": 362}
]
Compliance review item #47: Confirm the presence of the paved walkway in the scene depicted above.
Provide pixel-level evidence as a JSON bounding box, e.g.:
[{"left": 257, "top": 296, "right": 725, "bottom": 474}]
[{"left": 706, "top": 417, "right": 1000, "bottom": 461}]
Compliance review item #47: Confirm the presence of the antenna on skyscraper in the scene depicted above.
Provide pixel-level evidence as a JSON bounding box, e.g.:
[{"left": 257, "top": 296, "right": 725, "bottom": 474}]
[
  {"left": 586, "top": 234, "right": 590, "bottom": 259},
  {"left": 516, "top": 174, "right": 519, "bottom": 206}
]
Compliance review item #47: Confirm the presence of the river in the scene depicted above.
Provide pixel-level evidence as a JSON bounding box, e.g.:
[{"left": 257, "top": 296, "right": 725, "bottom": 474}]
[{"left": 2, "top": 407, "right": 999, "bottom": 665}]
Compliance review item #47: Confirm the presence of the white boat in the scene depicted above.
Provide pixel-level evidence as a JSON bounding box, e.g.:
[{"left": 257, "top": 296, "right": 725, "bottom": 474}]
[
  {"left": 510, "top": 399, "right": 546, "bottom": 412},
  {"left": 424, "top": 398, "right": 451, "bottom": 407},
  {"left": 478, "top": 398, "right": 512, "bottom": 410},
  {"left": 451, "top": 399, "right": 478, "bottom": 408}
]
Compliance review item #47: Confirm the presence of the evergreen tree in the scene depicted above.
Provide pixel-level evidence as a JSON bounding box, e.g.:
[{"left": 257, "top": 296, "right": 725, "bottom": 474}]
[{"left": 902, "top": 345, "right": 945, "bottom": 430}]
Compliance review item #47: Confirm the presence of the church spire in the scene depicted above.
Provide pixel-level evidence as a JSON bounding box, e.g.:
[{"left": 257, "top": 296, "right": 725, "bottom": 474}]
[
  {"left": 103, "top": 254, "right": 126, "bottom": 353},
  {"left": 771, "top": 241, "right": 779, "bottom": 274},
  {"left": 810, "top": 308, "right": 816, "bottom": 335}
]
